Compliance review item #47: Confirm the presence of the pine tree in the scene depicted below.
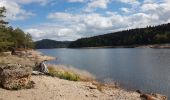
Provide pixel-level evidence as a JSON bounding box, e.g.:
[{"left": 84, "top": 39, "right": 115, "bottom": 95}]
[{"left": 0, "top": 7, "right": 8, "bottom": 28}]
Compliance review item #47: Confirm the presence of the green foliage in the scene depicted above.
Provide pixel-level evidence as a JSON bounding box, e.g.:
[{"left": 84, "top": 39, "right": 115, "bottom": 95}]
[
  {"left": 0, "top": 26, "right": 34, "bottom": 52},
  {"left": 48, "top": 66, "right": 80, "bottom": 81},
  {"left": 0, "top": 6, "right": 8, "bottom": 27},
  {"left": 69, "top": 23, "right": 170, "bottom": 48},
  {"left": 0, "top": 7, "right": 34, "bottom": 52}
]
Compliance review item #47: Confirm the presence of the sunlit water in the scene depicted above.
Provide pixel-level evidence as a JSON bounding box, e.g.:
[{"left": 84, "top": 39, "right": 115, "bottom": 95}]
[{"left": 38, "top": 48, "right": 170, "bottom": 98}]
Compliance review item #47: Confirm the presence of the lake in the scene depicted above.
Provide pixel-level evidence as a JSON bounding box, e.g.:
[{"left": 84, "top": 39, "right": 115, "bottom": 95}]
[{"left": 38, "top": 48, "right": 170, "bottom": 98}]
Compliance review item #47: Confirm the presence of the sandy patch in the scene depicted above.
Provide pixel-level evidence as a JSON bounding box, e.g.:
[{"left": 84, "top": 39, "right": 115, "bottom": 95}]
[{"left": 0, "top": 75, "right": 141, "bottom": 100}]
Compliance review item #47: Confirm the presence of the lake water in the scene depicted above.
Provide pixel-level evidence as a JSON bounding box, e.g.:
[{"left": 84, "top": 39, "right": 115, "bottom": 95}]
[{"left": 38, "top": 48, "right": 170, "bottom": 97}]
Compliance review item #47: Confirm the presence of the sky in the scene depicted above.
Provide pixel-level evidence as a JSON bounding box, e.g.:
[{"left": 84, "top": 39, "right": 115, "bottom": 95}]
[{"left": 0, "top": 0, "right": 170, "bottom": 41}]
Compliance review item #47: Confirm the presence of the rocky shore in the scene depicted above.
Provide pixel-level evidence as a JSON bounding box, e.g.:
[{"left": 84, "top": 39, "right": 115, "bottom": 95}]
[
  {"left": 0, "top": 50, "right": 167, "bottom": 100},
  {"left": 136, "top": 44, "right": 170, "bottom": 49},
  {"left": 78, "top": 43, "right": 170, "bottom": 49}
]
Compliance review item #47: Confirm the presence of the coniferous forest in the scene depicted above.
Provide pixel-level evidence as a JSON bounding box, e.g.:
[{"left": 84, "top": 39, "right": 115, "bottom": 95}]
[
  {"left": 68, "top": 23, "right": 170, "bottom": 48},
  {"left": 0, "top": 7, "right": 34, "bottom": 52}
]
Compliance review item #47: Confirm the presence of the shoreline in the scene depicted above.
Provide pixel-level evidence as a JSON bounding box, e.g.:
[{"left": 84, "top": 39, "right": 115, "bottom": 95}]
[
  {"left": 0, "top": 50, "right": 167, "bottom": 100},
  {"left": 36, "top": 43, "right": 170, "bottom": 49},
  {"left": 77, "top": 44, "right": 170, "bottom": 49}
]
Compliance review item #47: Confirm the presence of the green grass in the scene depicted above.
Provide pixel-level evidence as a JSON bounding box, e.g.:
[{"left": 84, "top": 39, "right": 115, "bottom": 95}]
[{"left": 47, "top": 66, "right": 80, "bottom": 81}]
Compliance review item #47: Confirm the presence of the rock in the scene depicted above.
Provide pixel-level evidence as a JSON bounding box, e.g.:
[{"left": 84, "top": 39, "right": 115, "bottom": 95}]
[
  {"left": 90, "top": 94, "right": 98, "bottom": 98},
  {"left": 136, "top": 90, "right": 142, "bottom": 94},
  {"left": 86, "top": 83, "right": 97, "bottom": 89},
  {"left": 34, "top": 61, "right": 49, "bottom": 74},
  {"left": 151, "top": 93, "right": 167, "bottom": 100},
  {"left": 0, "top": 64, "right": 33, "bottom": 90},
  {"left": 140, "top": 94, "right": 157, "bottom": 100},
  {"left": 11, "top": 50, "right": 27, "bottom": 57},
  {"left": 11, "top": 48, "right": 16, "bottom": 55},
  {"left": 140, "top": 93, "right": 167, "bottom": 100},
  {"left": 32, "top": 71, "right": 44, "bottom": 75}
]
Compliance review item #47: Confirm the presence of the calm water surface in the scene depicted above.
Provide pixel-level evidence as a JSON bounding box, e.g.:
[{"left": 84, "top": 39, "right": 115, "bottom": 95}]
[{"left": 38, "top": 48, "right": 170, "bottom": 97}]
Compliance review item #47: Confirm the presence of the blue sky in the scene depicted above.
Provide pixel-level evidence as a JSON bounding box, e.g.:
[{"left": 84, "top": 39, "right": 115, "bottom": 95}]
[{"left": 0, "top": 0, "right": 170, "bottom": 41}]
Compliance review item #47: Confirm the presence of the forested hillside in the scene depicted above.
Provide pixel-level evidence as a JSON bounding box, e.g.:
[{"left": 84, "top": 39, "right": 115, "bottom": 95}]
[
  {"left": 35, "top": 39, "right": 71, "bottom": 49},
  {"left": 0, "top": 7, "right": 34, "bottom": 52},
  {"left": 68, "top": 23, "right": 170, "bottom": 48}
]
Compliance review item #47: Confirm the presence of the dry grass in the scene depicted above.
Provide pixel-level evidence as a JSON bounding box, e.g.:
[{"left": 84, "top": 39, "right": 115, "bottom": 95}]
[
  {"left": 0, "top": 55, "right": 34, "bottom": 67},
  {"left": 47, "top": 64, "right": 95, "bottom": 81},
  {"left": 47, "top": 65, "right": 80, "bottom": 81}
]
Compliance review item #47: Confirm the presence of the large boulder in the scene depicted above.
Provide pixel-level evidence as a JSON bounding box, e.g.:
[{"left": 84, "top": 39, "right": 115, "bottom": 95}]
[
  {"left": 34, "top": 61, "right": 49, "bottom": 74},
  {"left": 0, "top": 64, "right": 33, "bottom": 90}
]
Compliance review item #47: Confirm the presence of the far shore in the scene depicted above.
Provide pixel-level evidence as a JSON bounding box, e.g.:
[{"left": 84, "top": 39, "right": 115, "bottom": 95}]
[
  {"left": 36, "top": 43, "right": 170, "bottom": 49},
  {"left": 77, "top": 44, "right": 170, "bottom": 49}
]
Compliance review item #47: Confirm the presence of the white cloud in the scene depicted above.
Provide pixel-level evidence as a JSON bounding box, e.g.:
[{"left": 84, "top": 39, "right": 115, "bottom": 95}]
[
  {"left": 140, "top": 0, "right": 170, "bottom": 22},
  {"left": 48, "top": 12, "right": 81, "bottom": 22},
  {"left": 67, "top": 0, "right": 85, "bottom": 3},
  {"left": 84, "top": 0, "right": 111, "bottom": 12},
  {"left": 118, "top": 0, "right": 140, "bottom": 4},
  {"left": 26, "top": 12, "right": 115, "bottom": 40},
  {"left": 0, "top": 0, "right": 55, "bottom": 20},
  {"left": 116, "top": 0, "right": 141, "bottom": 14},
  {"left": 0, "top": 1, "right": 35, "bottom": 20},
  {"left": 83, "top": 13, "right": 113, "bottom": 29},
  {"left": 25, "top": 28, "right": 45, "bottom": 39},
  {"left": 25, "top": 24, "right": 82, "bottom": 41},
  {"left": 120, "top": 7, "right": 131, "bottom": 13},
  {"left": 141, "top": 3, "right": 159, "bottom": 11},
  {"left": 6, "top": 0, "right": 54, "bottom": 5},
  {"left": 143, "top": 0, "right": 161, "bottom": 3}
]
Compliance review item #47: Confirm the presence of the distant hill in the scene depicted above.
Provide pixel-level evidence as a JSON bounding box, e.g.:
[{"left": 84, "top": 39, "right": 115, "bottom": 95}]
[
  {"left": 68, "top": 23, "right": 170, "bottom": 48},
  {"left": 35, "top": 39, "right": 71, "bottom": 49}
]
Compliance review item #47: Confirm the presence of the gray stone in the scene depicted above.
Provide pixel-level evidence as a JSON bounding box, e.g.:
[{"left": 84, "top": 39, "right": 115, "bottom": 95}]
[
  {"left": 34, "top": 61, "right": 49, "bottom": 74},
  {"left": 86, "top": 84, "right": 97, "bottom": 89},
  {"left": 32, "top": 71, "right": 44, "bottom": 75}
]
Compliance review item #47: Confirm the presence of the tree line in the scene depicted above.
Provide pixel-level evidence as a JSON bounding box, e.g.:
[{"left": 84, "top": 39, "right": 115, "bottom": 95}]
[
  {"left": 68, "top": 23, "right": 170, "bottom": 48},
  {"left": 0, "top": 7, "right": 34, "bottom": 52}
]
